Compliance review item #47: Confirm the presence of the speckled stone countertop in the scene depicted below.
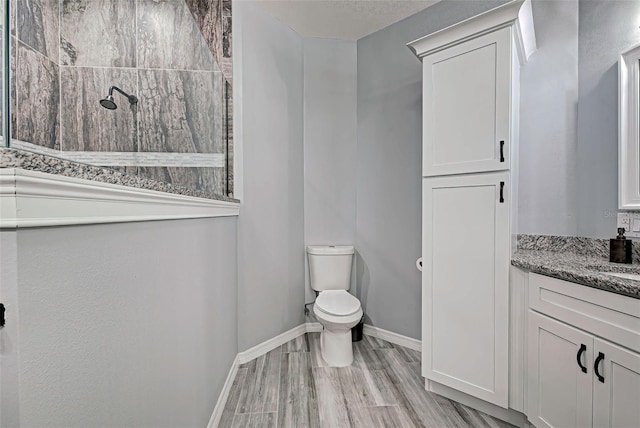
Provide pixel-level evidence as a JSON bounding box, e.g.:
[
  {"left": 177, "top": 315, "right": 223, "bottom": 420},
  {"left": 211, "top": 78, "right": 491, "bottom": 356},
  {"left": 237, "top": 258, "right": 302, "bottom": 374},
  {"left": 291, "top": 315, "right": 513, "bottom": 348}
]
[
  {"left": 0, "top": 147, "right": 239, "bottom": 203},
  {"left": 513, "top": 235, "right": 640, "bottom": 299}
]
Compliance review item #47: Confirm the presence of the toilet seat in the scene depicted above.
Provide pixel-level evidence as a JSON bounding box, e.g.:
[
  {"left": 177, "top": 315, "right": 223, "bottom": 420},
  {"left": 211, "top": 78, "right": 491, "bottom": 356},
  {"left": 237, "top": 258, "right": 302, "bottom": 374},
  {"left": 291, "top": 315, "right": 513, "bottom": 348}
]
[{"left": 315, "top": 290, "right": 361, "bottom": 317}]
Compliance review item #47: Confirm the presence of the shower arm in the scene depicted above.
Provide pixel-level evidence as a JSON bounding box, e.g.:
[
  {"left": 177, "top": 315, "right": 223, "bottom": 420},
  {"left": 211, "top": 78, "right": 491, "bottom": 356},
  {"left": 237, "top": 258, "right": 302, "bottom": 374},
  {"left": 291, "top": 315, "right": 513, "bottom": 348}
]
[{"left": 109, "top": 86, "right": 138, "bottom": 104}]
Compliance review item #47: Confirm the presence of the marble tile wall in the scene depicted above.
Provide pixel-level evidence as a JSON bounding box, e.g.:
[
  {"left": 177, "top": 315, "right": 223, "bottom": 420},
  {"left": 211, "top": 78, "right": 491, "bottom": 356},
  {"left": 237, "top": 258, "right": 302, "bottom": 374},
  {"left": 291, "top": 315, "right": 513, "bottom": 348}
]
[
  {"left": 185, "top": 0, "right": 232, "bottom": 82},
  {"left": 222, "top": 0, "right": 232, "bottom": 81},
  {"left": 183, "top": 0, "right": 233, "bottom": 195},
  {"left": 60, "top": 66, "right": 138, "bottom": 152},
  {"left": 5, "top": 1, "right": 14, "bottom": 142},
  {"left": 1, "top": 20, "right": 4, "bottom": 140},
  {"left": 225, "top": 79, "right": 233, "bottom": 195},
  {"left": 16, "top": 41, "right": 60, "bottom": 149},
  {"left": 10, "top": 0, "right": 15, "bottom": 36},
  {"left": 138, "top": 166, "right": 224, "bottom": 195},
  {"left": 137, "top": 69, "right": 224, "bottom": 154},
  {"left": 17, "top": 0, "right": 59, "bottom": 62},
  {"left": 10, "top": 37, "right": 16, "bottom": 140},
  {"left": 11, "top": 0, "right": 60, "bottom": 149},
  {"left": 61, "top": 0, "right": 136, "bottom": 68},
  {"left": 9, "top": 0, "right": 233, "bottom": 197},
  {"left": 222, "top": 1, "right": 233, "bottom": 195},
  {"left": 138, "top": 0, "right": 217, "bottom": 71}
]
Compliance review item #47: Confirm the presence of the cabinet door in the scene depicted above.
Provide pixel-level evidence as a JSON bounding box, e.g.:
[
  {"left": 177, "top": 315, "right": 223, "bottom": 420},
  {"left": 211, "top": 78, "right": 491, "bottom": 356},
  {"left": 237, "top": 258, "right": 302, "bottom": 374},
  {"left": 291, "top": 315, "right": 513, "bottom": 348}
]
[
  {"left": 422, "top": 27, "right": 512, "bottom": 176},
  {"left": 527, "top": 311, "right": 593, "bottom": 428},
  {"left": 593, "top": 338, "right": 640, "bottom": 428},
  {"left": 422, "top": 172, "right": 510, "bottom": 407}
]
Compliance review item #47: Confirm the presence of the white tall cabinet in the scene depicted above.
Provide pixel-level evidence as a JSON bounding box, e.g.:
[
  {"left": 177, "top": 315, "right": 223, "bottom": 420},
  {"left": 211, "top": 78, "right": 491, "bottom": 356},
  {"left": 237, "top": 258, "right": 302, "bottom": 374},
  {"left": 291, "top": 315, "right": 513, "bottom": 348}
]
[
  {"left": 421, "top": 173, "right": 511, "bottom": 405},
  {"left": 408, "top": 0, "right": 536, "bottom": 409}
]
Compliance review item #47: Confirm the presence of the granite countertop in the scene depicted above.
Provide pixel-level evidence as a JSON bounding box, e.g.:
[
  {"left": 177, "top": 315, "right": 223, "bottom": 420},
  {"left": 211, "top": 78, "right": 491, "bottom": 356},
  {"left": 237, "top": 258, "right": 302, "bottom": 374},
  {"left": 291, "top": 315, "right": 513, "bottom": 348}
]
[
  {"left": 513, "top": 235, "right": 640, "bottom": 299},
  {"left": 0, "top": 147, "right": 239, "bottom": 203}
]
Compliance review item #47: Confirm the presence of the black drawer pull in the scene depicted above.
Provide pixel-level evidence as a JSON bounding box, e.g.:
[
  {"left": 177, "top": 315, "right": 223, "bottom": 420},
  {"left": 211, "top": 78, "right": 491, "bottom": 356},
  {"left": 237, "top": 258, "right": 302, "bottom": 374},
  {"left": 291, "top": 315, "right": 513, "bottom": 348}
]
[
  {"left": 499, "top": 182, "right": 505, "bottom": 203},
  {"left": 500, "top": 141, "right": 505, "bottom": 162},
  {"left": 595, "top": 352, "right": 605, "bottom": 383},
  {"left": 577, "top": 344, "right": 587, "bottom": 373}
]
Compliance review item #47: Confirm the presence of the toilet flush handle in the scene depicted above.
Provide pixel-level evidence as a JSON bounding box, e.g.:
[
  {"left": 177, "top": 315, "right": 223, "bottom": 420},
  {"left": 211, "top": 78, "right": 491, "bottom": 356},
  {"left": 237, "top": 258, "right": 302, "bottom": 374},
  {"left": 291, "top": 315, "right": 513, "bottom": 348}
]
[{"left": 416, "top": 257, "right": 423, "bottom": 272}]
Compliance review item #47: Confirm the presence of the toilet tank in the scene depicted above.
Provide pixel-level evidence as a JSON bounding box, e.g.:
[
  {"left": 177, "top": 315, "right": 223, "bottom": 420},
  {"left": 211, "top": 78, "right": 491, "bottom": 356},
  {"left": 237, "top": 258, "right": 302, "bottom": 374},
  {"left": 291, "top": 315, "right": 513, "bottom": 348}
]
[{"left": 307, "top": 245, "right": 354, "bottom": 291}]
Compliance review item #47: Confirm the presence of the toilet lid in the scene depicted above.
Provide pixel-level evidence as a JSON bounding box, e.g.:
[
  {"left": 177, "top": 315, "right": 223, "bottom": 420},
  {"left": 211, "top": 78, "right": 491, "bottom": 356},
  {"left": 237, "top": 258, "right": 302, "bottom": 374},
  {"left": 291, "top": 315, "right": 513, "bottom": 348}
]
[{"left": 315, "top": 291, "right": 361, "bottom": 317}]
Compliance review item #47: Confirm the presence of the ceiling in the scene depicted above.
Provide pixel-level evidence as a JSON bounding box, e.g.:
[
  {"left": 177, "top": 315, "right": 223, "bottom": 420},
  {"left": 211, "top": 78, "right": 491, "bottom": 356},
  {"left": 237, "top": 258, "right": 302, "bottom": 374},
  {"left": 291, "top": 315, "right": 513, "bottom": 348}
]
[{"left": 250, "top": 0, "right": 441, "bottom": 40}]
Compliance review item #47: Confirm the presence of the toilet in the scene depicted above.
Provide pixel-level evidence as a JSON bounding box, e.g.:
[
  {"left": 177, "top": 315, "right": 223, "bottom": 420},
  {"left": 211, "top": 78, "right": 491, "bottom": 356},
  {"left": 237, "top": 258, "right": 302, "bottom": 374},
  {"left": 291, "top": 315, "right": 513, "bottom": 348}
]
[{"left": 307, "top": 245, "right": 363, "bottom": 367}]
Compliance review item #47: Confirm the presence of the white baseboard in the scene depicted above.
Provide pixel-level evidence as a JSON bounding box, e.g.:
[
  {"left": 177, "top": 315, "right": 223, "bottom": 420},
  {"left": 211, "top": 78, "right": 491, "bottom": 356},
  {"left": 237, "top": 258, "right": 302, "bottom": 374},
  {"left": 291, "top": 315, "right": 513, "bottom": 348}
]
[
  {"left": 207, "top": 354, "right": 240, "bottom": 428},
  {"left": 237, "top": 323, "right": 320, "bottom": 364},
  {"left": 236, "top": 323, "right": 420, "bottom": 367},
  {"left": 363, "top": 324, "right": 422, "bottom": 351}
]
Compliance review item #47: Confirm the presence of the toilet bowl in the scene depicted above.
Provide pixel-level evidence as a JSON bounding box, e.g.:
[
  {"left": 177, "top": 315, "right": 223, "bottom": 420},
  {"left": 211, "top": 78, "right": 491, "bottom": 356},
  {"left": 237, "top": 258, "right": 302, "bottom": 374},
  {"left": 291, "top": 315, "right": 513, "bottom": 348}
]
[
  {"left": 313, "top": 290, "right": 363, "bottom": 367},
  {"left": 307, "top": 245, "right": 362, "bottom": 367}
]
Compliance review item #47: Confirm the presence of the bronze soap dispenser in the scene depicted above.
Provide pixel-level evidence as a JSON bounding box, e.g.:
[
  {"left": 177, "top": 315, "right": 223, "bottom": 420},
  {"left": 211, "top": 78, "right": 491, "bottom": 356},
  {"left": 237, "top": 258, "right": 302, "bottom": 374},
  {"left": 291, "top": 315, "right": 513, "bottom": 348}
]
[{"left": 610, "top": 228, "right": 632, "bottom": 264}]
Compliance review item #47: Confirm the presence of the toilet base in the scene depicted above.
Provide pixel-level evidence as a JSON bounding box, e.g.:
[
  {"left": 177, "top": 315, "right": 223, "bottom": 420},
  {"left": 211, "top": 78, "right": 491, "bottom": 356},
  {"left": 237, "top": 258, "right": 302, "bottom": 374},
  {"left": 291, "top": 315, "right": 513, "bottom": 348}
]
[{"left": 320, "top": 327, "right": 354, "bottom": 367}]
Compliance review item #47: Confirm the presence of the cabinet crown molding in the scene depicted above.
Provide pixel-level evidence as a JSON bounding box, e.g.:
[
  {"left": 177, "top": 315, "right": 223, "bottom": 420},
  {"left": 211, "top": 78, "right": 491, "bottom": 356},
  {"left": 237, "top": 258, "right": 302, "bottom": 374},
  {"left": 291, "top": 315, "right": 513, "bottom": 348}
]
[{"left": 407, "top": 0, "right": 536, "bottom": 65}]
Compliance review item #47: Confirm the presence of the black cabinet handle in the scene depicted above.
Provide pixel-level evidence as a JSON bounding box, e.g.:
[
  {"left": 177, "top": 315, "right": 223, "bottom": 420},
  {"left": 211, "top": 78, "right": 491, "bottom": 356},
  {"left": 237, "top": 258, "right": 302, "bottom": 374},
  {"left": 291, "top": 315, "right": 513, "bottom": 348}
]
[
  {"left": 577, "top": 344, "right": 587, "bottom": 373},
  {"left": 500, "top": 141, "right": 505, "bottom": 162},
  {"left": 0, "top": 303, "right": 4, "bottom": 328},
  {"left": 499, "top": 182, "right": 505, "bottom": 203},
  {"left": 595, "top": 352, "right": 605, "bottom": 383}
]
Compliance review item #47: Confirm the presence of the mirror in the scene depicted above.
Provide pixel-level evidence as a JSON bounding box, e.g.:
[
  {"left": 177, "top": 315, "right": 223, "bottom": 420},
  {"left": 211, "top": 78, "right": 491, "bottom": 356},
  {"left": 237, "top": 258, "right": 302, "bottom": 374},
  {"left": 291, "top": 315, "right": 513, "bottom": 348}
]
[{"left": 619, "top": 43, "right": 640, "bottom": 209}]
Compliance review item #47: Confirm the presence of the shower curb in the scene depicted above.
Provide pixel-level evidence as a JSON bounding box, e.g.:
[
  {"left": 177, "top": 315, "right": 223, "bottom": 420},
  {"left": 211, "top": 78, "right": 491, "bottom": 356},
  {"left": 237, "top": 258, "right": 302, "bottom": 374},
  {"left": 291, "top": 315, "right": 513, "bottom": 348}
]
[{"left": 0, "top": 168, "right": 239, "bottom": 228}]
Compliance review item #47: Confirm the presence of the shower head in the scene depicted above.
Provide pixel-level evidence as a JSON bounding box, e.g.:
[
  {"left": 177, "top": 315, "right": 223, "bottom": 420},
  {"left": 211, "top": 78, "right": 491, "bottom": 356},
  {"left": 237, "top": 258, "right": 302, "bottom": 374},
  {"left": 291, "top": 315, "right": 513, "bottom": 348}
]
[
  {"left": 100, "top": 95, "right": 117, "bottom": 110},
  {"left": 99, "top": 86, "right": 138, "bottom": 110}
]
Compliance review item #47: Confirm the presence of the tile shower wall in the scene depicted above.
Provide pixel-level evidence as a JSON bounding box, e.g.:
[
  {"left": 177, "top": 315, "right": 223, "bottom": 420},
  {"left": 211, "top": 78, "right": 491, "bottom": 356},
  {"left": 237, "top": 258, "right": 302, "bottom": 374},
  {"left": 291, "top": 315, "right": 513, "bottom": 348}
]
[
  {"left": 185, "top": 0, "right": 233, "bottom": 193},
  {"left": 1, "top": 4, "right": 5, "bottom": 140},
  {"left": 10, "top": 0, "right": 233, "bottom": 196},
  {"left": 12, "top": 0, "right": 60, "bottom": 149}
]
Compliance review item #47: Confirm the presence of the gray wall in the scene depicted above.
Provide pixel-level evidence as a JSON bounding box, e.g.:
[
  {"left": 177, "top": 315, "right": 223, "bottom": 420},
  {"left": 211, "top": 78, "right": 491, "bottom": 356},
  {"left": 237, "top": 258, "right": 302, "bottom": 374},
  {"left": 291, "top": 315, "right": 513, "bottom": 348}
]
[
  {"left": 577, "top": 0, "right": 640, "bottom": 238},
  {"left": 235, "top": 2, "right": 305, "bottom": 351},
  {"left": 2, "top": 218, "right": 238, "bottom": 427},
  {"left": 303, "top": 38, "right": 358, "bottom": 302},
  {"left": 355, "top": 0, "right": 507, "bottom": 340},
  {"left": 519, "top": 0, "right": 579, "bottom": 236},
  {"left": 0, "top": 230, "right": 20, "bottom": 428}
]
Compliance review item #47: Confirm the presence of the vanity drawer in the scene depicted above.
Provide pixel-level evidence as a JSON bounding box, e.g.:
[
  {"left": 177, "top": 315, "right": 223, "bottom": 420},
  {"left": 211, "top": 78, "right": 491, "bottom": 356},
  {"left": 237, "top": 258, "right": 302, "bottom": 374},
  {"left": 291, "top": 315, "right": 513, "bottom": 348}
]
[{"left": 528, "top": 273, "right": 640, "bottom": 352}]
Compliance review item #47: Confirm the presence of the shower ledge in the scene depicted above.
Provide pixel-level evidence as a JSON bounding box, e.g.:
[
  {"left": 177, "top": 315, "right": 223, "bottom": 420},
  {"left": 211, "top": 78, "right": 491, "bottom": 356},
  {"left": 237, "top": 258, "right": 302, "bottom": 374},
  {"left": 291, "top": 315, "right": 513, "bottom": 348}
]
[{"left": 0, "top": 150, "right": 239, "bottom": 228}]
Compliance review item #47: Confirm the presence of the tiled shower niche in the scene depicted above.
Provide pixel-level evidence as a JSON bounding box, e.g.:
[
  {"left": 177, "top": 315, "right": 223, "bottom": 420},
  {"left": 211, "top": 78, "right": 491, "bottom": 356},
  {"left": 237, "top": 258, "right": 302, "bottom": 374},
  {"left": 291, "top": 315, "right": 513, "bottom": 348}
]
[{"left": 8, "top": 0, "right": 233, "bottom": 197}]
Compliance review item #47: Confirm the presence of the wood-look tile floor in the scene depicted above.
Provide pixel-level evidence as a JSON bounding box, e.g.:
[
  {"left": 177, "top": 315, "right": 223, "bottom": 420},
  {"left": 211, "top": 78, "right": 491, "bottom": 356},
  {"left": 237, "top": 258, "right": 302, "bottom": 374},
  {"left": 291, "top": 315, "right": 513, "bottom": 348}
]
[{"left": 219, "top": 333, "right": 515, "bottom": 428}]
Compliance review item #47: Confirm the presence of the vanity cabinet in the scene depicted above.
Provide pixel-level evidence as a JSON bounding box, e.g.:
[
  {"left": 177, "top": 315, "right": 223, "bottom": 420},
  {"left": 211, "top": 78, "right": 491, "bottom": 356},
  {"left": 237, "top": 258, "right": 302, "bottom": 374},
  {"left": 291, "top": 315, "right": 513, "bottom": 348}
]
[
  {"left": 409, "top": 0, "right": 536, "bottom": 409},
  {"left": 593, "top": 339, "right": 640, "bottom": 428},
  {"left": 527, "top": 273, "right": 640, "bottom": 428},
  {"left": 527, "top": 312, "right": 594, "bottom": 428}
]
